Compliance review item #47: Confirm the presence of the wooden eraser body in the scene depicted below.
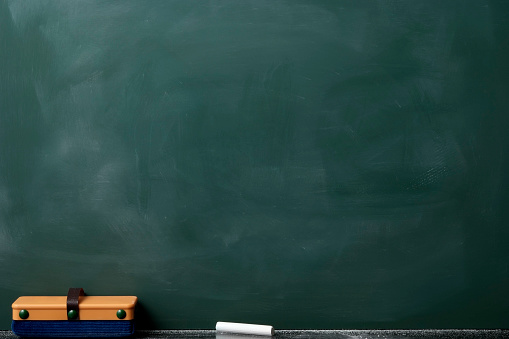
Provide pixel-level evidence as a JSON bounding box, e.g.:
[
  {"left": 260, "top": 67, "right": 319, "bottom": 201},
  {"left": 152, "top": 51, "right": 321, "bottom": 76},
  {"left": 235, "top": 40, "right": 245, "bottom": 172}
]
[
  {"left": 11, "top": 294, "right": 137, "bottom": 337},
  {"left": 12, "top": 296, "right": 137, "bottom": 320}
]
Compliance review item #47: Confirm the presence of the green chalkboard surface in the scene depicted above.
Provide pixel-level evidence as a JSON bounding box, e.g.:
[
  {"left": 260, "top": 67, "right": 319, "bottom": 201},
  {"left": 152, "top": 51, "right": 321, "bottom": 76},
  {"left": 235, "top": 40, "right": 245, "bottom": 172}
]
[{"left": 1, "top": 0, "right": 509, "bottom": 330}]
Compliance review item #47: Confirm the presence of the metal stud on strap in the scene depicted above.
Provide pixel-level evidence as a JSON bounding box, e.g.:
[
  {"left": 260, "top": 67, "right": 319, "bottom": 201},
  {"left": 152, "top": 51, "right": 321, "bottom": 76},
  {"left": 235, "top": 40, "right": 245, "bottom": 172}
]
[{"left": 66, "top": 288, "right": 85, "bottom": 320}]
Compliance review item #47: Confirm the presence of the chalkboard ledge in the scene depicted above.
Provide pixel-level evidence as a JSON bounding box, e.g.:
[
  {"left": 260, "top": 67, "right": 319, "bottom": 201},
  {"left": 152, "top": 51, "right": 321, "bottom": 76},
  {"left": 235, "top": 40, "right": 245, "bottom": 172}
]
[{"left": 1, "top": 329, "right": 508, "bottom": 339}]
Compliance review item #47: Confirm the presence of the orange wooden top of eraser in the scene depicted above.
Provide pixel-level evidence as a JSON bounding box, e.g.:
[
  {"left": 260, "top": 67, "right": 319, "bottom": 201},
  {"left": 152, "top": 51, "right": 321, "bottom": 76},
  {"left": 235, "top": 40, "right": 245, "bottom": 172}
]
[{"left": 12, "top": 296, "right": 137, "bottom": 321}]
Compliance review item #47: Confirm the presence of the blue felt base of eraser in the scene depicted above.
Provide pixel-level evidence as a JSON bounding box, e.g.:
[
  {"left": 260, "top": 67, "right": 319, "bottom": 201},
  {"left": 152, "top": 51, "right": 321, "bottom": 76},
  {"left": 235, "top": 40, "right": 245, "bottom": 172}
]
[{"left": 11, "top": 320, "right": 135, "bottom": 337}]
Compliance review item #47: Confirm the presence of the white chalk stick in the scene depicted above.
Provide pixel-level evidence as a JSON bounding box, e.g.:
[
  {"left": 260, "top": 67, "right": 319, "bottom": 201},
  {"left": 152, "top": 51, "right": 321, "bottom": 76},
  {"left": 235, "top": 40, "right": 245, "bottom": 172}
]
[{"left": 216, "top": 321, "right": 274, "bottom": 336}]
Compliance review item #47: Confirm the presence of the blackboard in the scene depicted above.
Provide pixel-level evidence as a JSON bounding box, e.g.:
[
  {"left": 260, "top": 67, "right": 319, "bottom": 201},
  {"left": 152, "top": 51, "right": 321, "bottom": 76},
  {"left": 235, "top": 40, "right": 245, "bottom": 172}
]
[{"left": 1, "top": 0, "right": 509, "bottom": 330}]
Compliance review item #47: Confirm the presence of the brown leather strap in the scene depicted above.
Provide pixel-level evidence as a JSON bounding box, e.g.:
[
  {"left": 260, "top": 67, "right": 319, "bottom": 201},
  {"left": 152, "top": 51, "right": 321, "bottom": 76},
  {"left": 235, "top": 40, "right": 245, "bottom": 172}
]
[{"left": 67, "top": 288, "right": 85, "bottom": 320}]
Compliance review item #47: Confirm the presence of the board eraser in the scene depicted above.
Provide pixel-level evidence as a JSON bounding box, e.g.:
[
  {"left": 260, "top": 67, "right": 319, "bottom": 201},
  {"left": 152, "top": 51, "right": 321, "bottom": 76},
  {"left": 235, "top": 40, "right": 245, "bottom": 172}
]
[
  {"left": 216, "top": 321, "right": 274, "bottom": 336},
  {"left": 11, "top": 288, "right": 137, "bottom": 337}
]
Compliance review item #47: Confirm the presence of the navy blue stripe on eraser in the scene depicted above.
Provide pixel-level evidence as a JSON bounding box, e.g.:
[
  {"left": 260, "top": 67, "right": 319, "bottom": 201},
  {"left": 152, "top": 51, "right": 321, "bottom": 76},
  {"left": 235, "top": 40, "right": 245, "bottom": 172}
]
[{"left": 12, "top": 320, "right": 135, "bottom": 338}]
